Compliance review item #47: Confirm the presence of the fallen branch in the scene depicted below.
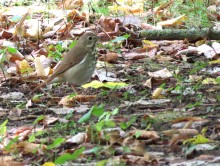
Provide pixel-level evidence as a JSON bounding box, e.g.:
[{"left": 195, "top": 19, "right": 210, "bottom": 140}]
[{"left": 140, "top": 28, "right": 220, "bottom": 40}]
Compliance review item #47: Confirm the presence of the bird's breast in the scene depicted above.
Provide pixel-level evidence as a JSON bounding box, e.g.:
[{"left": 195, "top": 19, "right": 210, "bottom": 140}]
[{"left": 63, "top": 52, "right": 96, "bottom": 86}]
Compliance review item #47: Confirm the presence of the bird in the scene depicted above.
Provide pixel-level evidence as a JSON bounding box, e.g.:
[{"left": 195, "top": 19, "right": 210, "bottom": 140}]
[{"left": 31, "top": 32, "right": 99, "bottom": 94}]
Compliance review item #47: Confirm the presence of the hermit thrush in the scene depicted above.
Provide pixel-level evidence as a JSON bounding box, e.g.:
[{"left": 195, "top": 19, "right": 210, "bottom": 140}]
[{"left": 31, "top": 32, "right": 98, "bottom": 93}]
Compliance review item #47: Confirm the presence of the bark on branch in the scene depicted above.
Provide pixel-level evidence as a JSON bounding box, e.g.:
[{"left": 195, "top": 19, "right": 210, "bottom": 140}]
[{"left": 140, "top": 28, "right": 220, "bottom": 40}]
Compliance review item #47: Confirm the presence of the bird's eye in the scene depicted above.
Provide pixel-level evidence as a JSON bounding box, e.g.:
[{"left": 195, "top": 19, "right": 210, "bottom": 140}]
[{"left": 88, "top": 36, "right": 93, "bottom": 40}]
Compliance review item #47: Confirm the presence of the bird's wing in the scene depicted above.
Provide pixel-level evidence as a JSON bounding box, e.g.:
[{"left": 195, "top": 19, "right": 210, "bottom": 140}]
[
  {"left": 52, "top": 45, "right": 87, "bottom": 77},
  {"left": 30, "top": 47, "right": 86, "bottom": 94}
]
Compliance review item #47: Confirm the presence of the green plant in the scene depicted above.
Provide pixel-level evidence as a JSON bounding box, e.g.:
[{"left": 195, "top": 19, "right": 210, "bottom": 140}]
[
  {"left": 120, "top": 116, "right": 137, "bottom": 130},
  {"left": 48, "top": 40, "right": 78, "bottom": 62},
  {"left": 0, "top": 47, "right": 18, "bottom": 77},
  {"left": 48, "top": 44, "right": 63, "bottom": 61},
  {"left": 47, "top": 137, "right": 65, "bottom": 150},
  {"left": 99, "top": 34, "right": 130, "bottom": 52},
  {"left": 54, "top": 146, "right": 85, "bottom": 164},
  {"left": 183, "top": 128, "right": 209, "bottom": 145},
  {"left": 78, "top": 104, "right": 105, "bottom": 124},
  {"left": 170, "top": 0, "right": 210, "bottom": 28},
  {"left": 190, "top": 61, "right": 208, "bottom": 75},
  {"left": 0, "top": 120, "right": 8, "bottom": 142}
]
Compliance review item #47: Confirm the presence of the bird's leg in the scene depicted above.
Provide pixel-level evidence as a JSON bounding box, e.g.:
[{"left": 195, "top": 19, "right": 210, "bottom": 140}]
[{"left": 71, "top": 85, "right": 79, "bottom": 95}]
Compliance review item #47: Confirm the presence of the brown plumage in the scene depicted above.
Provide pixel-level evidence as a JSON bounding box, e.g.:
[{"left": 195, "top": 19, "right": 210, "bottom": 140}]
[{"left": 31, "top": 32, "right": 98, "bottom": 94}]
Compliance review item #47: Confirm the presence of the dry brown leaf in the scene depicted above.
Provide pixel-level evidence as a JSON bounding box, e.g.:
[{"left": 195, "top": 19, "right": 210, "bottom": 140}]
[
  {"left": 122, "top": 52, "right": 146, "bottom": 60},
  {"left": 148, "top": 68, "right": 172, "bottom": 78},
  {"left": 9, "top": 50, "right": 24, "bottom": 63},
  {"left": 155, "top": 55, "right": 173, "bottom": 62},
  {"left": 118, "top": 154, "right": 152, "bottom": 165},
  {"left": 42, "top": 116, "right": 58, "bottom": 125},
  {"left": 98, "top": 16, "right": 121, "bottom": 32},
  {"left": 59, "top": 95, "right": 97, "bottom": 107},
  {"left": 66, "top": 133, "right": 87, "bottom": 144},
  {"left": 163, "top": 129, "right": 198, "bottom": 137},
  {"left": 122, "top": 137, "right": 146, "bottom": 155},
  {"left": 102, "top": 129, "right": 124, "bottom": 145},
  {"left": 169, "top": 134, "right": 191, "bottom": 146},
  {"left": 67, "top": 9, "right": 86, "bottom": 21},
  {"left": 3, "top": 141, "right": 46, "bottom": 154},
  {"left": 99, "top": 52, "right": 119, "bottom": 62},
  {"left": 128, "top": 130, "right": 159, "bottom": 140},
  {"left": 14, "top": 10, "right": 29, "bottom": 37},
  {"left": 0, "top": 156, "right": 23, "bottom": 166},
  {"left": 0, "top": 30, "right": 13, "bottom": 39},
  {"left": 172, "top": 117, "right": 203, "bottom": 124},
  {"left": 141, "top": 23, "right": 161, "bottom": 30},
  {"left": 58, "top": 0, "right": 84, "bottom": 10},
  {"left": 143, "top": 77, "right": 170, "bottom": 88}
]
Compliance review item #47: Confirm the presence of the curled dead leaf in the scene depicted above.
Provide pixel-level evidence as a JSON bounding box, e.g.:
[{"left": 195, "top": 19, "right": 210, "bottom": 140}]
[
  {"left": 128, "top": 130, "right": 159, "bottom": 140},
  {"left": 3, "top": 141, "right": 46, "bottom": 154},
  {"left": 67, "top": 9, "right": 86, "bottom": 21},
  {"left": 59, "top": 95, "right": 97, "bottom": 107},
  {"left": 98, "top": 16, "right": 121, "bottom": 32},
  {"left": 99, "top": 52, "right": 119, "bottom": 63},
  {"left": 152, "top": 88, "right": 164, "bottom": 99},
  {"left": 148, "top": 68, "right": 172, "bottom": 78},
  {"left": 58, "top": 0, "right": 83, "bottom": 10},
  {"left": 163, "top": 129, "right": 198, "bottom": 137}
]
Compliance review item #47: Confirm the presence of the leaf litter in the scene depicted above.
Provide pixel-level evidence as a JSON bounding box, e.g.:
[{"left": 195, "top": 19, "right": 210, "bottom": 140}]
[{"left": 0, "top": 0, "right": 220, "bottom": 165}]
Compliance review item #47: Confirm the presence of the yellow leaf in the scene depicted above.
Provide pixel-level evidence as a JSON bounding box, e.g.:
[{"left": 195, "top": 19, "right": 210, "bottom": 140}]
[
  {"left": 202, "top": 78, "right": 218, "bottom": 85},
  {"left": 82, "top": 80, "right": 128, "bottom": 89},
  {"left": 152, "top": 88, "right": 164, "bottom": 99},
  {"left": 142, "top": 40, "right": 158, "bottom": 47},
  {"left": 157, "top": 15, "right": 187, "bottom": 27},
  {"left": 42, "top": 162, "right": 55, "bottom": 166},
  {"left": 18, "top": 59, "right": 33, "bottom": 74},
  {"left": 209, "top": 59, "right": 220, "bottom": 64}
]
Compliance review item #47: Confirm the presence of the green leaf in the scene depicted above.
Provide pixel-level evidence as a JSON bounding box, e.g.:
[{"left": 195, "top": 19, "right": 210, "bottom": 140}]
[
  {"left": 78, "top": 105, "right": 105, "bottom": 124},
  {"left": 96, "top": 121, "right": 104, "bottom": 131},
  {"left": 78, "top": 109, "right": 93, "bottom": 124},
  {"left": 183, "top": 134, "right": 209, "bottom": 145},
  {"left": 33, "top": 115, "right": 45, "bottom": 125},
  {"left": 47, "top": 137, "right": 65, "bottom": 150},
  {"left": 104, "top": 120, "right": 116, "bottom": 128},
  {"left": 82, "top": 80, "right": 128, "bottom": 89},
  {"left": 7, "top": 47, "right": 17, "bottom": 54},
  {"left": 111, "top": 34, "right": 130, "bottom": 43},
  {"left": 98, "top": 112, "right": 109, "bottom": 121},
  {"left": 92, "top": 104, "right": 105, "bottom": 117},
  {"left": 68, "top": 41, "right": 77, "bottom": 49},
  {"left": 0, "top": 119, "right": 8, "bottom": 136},
  {"left": 5, "top": 136, "right": 19, "bottom": 151},
  {"left": 28, "top": 134, "right": 35, "bottom": 143},
  {"left": 96, "top": 159, "right": 108, "bottom": 166},
  {"left": 120, "top": 116, "right": 137, "bottom": 130},
  {"left": 135, "top": 131, "right": 142, "bottom": 138},
  {"left": 216, "top": 77, "right": 220, "bottom": 84},
  {"left": 96, "top": 120, "right": 116, "bottom": 131},
  {"left": 54, "top": 146, "right": 85, "bottom": 164},
  {"left": 112, "top": 108, "right": 119, "bottom": 115}
]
